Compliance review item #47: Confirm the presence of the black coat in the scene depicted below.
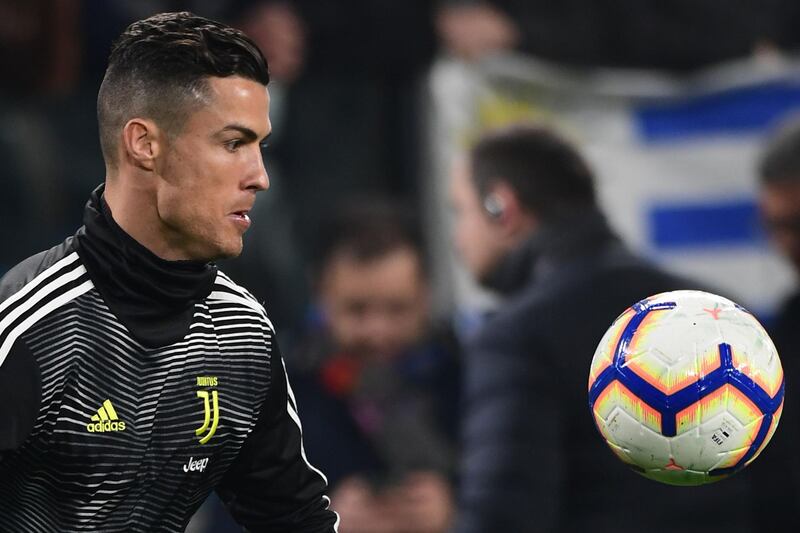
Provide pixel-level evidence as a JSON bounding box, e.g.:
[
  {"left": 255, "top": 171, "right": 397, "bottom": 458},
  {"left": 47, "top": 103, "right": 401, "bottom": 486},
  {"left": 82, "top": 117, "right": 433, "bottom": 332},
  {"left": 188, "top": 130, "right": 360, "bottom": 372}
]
[
  {"left": 748, "top": 290, "right": 800, "bottom": 531},
  {"left": 455, "top": 210, "right": 761, "bottom": 533}
]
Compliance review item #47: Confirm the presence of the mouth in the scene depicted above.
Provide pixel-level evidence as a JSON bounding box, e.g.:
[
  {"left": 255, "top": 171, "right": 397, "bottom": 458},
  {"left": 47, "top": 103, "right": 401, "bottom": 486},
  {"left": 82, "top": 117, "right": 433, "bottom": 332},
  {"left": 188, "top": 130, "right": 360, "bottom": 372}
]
[{"left": 228, "top": 210, "right": 252, "bottom": 230}]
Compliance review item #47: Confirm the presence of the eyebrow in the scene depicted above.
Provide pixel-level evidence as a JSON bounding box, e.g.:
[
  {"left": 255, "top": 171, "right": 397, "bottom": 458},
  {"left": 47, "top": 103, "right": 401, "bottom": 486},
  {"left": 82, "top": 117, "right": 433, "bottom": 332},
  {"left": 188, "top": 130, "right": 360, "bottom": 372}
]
[{"left": 219, "top": 124, "right": 271, "bottom": 143}]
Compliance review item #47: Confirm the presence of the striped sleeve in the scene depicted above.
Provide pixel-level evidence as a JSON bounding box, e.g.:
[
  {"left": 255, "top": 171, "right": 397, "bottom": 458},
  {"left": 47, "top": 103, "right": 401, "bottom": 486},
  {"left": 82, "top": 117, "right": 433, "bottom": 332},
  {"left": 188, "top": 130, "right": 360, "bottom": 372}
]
[
  {"left": 215, "top": 331, "right": 339, "bottom": 532},
  {"left": 0, "top": 247, "right": 93, "bottom": 455},
  {"left": 0, "top": 340, "right": 40, "bottom": 455}
]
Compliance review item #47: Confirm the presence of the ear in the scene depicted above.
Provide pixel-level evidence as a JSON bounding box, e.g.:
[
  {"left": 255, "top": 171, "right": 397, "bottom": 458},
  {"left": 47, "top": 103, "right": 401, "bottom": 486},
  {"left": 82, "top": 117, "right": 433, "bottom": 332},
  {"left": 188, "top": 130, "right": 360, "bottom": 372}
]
[
  {"left": 121, "top": 118, "right": 162, "bottom": 171},
  {"left": 484, "top": 182, "right": 518, "bottom": 224},
  {"left": 485, "top": 182, "right": 538, "bottom": 236}
]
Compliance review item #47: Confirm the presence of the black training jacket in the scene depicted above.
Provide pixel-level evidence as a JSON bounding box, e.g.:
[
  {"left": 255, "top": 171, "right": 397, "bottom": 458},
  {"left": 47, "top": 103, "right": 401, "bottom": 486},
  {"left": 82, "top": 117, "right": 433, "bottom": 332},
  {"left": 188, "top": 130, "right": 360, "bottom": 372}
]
[{"left": 0, "top": 186, "right": 338, "bottom": 532}]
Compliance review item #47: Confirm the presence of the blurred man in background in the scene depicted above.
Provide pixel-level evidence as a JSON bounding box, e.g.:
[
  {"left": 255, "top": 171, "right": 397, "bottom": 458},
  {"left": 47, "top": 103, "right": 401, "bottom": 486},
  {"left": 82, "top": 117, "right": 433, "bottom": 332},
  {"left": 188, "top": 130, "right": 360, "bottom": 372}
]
[
  {"left": 449, "top": 123, "right": 758, "bottom": 532},
  {"left": 759, "top": 117, "right": 800, "bottom": 319},
  {"left": 289, "top": 200, "right": 461, "bottom": 533},
  {"left": 754, "top": 118, "right": 800, "bottom": 521}
]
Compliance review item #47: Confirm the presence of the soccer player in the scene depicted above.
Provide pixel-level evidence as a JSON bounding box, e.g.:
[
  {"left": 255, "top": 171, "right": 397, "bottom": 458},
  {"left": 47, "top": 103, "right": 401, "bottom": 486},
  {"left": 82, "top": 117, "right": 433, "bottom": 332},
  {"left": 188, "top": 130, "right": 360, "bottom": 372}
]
[{"left": 0, "top": 12, "right": 337, "bottom": 532}]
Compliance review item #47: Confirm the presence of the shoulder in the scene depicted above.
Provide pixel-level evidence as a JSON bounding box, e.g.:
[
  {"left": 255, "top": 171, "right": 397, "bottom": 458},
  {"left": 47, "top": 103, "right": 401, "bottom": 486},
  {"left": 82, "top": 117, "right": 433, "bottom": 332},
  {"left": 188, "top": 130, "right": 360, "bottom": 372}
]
[
  {"left": 775, "top": 290, "right": 800, "bottom": 322},
  {"left": 0, "top": 237, "right": 93, "bottom": 344},
  {"left": 473, "top": 259, "right": 697, "bottom": 353},
  {"left": 0, "top": 237, "right": 92, "bottom": 361},
  {"left": 770, "top": 290, "right": 800, "bottom": 344},
  {"left": 207, "top": 270, "right": 275, "bottom": 331},
  {"left": 0, "top": 239, "right": 83, "bottom": 450},
  {"left": 0, "top": 237, "right": 85, "bottom": 306}
]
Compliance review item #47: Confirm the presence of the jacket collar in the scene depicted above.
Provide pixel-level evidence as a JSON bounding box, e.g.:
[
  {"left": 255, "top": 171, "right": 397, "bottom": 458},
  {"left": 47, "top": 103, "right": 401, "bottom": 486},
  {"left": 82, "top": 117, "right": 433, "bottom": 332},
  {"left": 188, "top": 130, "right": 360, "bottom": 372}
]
[
  {"left": 75, "top": 184, "right": 218, "bottom": 347},
  {"left": 482, "top": 207, "right": 621, "bottom": 296}
]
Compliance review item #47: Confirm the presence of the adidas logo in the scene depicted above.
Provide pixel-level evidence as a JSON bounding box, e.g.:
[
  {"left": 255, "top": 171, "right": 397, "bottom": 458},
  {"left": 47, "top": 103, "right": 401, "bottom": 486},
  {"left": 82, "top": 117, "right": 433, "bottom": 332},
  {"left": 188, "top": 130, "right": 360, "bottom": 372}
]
[{"left": 86, "top": 399, "right": 126, "bottom": 433}]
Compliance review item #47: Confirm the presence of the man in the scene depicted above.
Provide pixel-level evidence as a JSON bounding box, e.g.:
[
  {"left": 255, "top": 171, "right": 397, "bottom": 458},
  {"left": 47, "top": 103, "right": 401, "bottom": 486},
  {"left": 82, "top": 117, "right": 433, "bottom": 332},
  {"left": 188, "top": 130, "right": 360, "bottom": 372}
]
[
  {"left": 449, "top": 123, "right": 757, "bottom": 532},
  {"left": 0, "top": 12, "right": 337, "bottom": 532},
  {"left": 759, "top": 117, "right": 800, "bottom": 280},
  {"left": 754, "top": 118, "right": 800, "bottom": 524},
  {"left": 289, "top": 200, "right": 460, "bottom": 533}
]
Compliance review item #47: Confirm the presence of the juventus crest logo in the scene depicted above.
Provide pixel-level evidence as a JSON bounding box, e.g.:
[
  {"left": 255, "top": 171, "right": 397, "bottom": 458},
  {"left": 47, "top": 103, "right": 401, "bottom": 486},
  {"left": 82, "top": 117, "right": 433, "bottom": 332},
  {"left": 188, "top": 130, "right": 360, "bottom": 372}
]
[{"left": 195, "top": 376, "right": 219, "bottom": 444}]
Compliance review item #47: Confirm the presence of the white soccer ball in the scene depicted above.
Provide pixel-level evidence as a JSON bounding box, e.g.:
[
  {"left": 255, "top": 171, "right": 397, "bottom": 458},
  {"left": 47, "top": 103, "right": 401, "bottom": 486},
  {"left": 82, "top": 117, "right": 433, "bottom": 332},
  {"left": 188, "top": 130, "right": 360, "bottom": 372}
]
[{"left": 588, "top": 290, "right": 784, "bottom": 485}]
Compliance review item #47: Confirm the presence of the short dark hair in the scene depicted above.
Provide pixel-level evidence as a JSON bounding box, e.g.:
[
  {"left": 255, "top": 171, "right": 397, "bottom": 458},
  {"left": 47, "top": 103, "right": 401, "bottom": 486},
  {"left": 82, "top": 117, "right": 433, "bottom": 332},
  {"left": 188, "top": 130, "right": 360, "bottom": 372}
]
[
  {"left": 97, "top": 11, "right": 269, "bottom": 167},
  {"left": 469, "top": 123, "right": 596, "bottom": 220},
  {"left": 759, "top": 116, "right": 800, "bottom": 186},
  {"left": 313, "top": 198, "right": 427, "bottom": 282}
]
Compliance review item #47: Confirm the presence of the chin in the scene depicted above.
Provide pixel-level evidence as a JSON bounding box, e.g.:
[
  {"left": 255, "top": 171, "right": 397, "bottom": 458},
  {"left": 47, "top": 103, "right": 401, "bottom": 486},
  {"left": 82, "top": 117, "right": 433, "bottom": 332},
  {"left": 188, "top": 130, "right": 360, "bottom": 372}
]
[
  {"left": 468, "top": 262, "right": 490, "bottom": 284},
  {"left": 205, "top": 239, "right": 244, "bottom": 261},
  {"left": 219, "top": 243, "right": 244, "bottom": 260}
]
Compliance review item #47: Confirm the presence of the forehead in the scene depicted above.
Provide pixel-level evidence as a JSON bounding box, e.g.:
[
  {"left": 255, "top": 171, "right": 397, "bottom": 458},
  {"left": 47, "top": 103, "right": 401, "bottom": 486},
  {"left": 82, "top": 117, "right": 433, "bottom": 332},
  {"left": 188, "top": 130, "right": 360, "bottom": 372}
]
[
  {"left": 323, "top": 248, "right": 424, "bottom": 293},
  {"left": 185, "top": 76, "right": 271, "bottom": 135}
]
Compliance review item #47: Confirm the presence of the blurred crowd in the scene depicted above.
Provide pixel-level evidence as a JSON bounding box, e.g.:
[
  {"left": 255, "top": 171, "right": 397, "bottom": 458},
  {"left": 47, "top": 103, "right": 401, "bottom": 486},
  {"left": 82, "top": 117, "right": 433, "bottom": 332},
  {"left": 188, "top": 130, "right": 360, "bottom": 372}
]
[{"left": 4, "top": 1, "right": 800, "bottom": 532}]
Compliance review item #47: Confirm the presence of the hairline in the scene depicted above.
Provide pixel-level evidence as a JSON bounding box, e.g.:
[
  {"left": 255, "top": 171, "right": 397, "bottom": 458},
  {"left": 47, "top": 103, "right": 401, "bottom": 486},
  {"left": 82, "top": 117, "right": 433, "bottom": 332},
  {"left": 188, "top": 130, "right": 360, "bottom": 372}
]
[
  {"left": 100, "top": 73, "right": 269, "bottom": 170},
  {"left": 319, "top": 244, "right": 428, "bottom": 285}
]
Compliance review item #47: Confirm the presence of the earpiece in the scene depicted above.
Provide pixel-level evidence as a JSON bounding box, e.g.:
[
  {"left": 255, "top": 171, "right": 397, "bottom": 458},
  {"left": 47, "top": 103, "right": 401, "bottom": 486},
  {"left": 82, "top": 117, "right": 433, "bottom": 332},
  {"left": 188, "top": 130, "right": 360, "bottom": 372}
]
[{"left": 483, "top": 194, "right": 506, "bottom": 220}]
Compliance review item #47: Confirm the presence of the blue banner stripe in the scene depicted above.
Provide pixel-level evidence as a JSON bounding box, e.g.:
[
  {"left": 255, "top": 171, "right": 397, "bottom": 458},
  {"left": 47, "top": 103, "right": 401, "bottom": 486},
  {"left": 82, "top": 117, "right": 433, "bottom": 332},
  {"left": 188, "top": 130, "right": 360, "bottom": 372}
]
[
  {"left": 648, "top": 200, "right": 765, "bottom": 249},
  {"left": 635, "top": 80, "right": 800, "bottom": 142}
]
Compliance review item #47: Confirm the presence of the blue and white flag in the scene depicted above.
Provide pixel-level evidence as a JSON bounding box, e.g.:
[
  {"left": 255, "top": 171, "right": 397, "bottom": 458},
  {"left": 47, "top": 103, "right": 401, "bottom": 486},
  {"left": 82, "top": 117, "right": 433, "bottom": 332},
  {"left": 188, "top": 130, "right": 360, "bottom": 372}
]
[{"left": 427, "top": 54, "right": 800, "bottom": 324}]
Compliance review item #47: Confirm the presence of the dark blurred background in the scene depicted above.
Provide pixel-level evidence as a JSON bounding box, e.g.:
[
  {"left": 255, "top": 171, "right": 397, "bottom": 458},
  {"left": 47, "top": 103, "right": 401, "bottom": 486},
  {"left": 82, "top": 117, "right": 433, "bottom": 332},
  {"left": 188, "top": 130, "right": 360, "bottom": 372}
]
[
  {"left": 5, "top": 0, "right": 800, "bottom": 339},
  {"left": 4, "top": 2, "right": 800, "bottom": 532}
]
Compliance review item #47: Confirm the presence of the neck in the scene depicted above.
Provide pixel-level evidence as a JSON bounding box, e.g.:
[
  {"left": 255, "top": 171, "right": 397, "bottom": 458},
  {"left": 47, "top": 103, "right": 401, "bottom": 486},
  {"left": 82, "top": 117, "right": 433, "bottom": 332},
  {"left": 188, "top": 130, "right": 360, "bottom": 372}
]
[
  {"left": 505, "top": 215, "right": 538, "bottom": 251},
  {"left": 75, "top": 184, "right": 217, "bottom": 347},
  {"left": 104, "top": 174, "right": 184, "bottom": 261},
  {"left": 482, "top": 207, "right": 618, "bottom": 295}
]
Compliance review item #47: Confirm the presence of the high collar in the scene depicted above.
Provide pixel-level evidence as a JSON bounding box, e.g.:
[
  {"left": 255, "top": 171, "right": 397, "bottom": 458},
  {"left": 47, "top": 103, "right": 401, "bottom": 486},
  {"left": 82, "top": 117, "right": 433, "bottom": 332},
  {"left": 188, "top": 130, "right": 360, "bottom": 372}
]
[
  {"left": 75, "top": 185, "right": 218, "bottom": 348},
  {"left": 482, "top": 207, "right": 622, "bottom": 296}
]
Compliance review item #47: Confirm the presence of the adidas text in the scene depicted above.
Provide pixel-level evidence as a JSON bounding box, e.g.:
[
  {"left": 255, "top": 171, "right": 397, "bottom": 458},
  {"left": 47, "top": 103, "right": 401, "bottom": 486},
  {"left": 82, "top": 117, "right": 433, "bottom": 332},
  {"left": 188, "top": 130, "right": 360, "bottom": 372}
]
[
  {"left": 87, "top": 420, "right": 126, "bottom": 432},
  {"left": 87, "top": 399, "right": 126, "bottom": 432}
]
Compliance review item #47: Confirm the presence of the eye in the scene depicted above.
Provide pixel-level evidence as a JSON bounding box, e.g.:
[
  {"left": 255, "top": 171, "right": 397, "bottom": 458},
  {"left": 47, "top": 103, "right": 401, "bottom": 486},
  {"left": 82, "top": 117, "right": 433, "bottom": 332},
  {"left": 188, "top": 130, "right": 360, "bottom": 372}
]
[
  {"left": 259, "top": 140, "right": 270, "bottom": 151},
  {"left": 225, "top": 139, "right": 243, "bottom": 152}
]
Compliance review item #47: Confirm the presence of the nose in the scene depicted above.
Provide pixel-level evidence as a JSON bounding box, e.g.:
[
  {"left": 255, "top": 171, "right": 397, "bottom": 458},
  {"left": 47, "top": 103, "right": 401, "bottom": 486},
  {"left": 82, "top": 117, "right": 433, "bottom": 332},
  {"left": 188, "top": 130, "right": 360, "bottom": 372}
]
[
  {"left": 362, "top": 312, "right": 395, "bottom": 351},
  {"left": 247, "top": 150, "right": 270, "bottom": 192}
]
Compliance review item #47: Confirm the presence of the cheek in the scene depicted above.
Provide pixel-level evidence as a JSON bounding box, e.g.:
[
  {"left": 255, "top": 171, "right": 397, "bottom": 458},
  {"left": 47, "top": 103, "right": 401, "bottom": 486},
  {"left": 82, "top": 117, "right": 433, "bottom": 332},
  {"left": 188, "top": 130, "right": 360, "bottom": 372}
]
[
  {"left": 459, "top": 216, "right": 492, "bottom": 261},
  {"left": 454, "top": 217, "right": 476, "bottom": 256},
  {"left": 776, "top": 231, "right": 800, "bottom": 255},
  {"left": 165, "top": 147, "right": 229, "bottom": 208},
  {"left": 160, "top": 191, "right": 204, "bottom": 229},
  {"left": 327, "top": 306, "right": 362, "bottom": 344},
  {"left": 392, "top": 311, "right": 422, "bottom": 345}
]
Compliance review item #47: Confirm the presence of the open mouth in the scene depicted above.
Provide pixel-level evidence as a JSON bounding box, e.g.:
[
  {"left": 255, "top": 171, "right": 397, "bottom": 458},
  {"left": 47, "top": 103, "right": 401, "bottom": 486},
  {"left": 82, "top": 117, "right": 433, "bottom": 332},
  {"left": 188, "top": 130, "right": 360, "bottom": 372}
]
[{"left": 229, "top": 210, "right": 252, "bottom": 230}]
